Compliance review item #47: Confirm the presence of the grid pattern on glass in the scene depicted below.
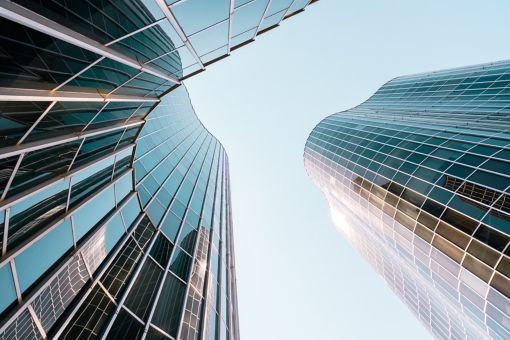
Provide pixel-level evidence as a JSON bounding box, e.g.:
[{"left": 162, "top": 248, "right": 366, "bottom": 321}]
[
  {"left": 0, "top": 87, "right": 239, "bottom": 340},
  {"left": 0, "top": 0, "right": 316, "bottom": 90},
  {"left": 304, "top": 59, "right": 510, "bottom": 340},
  {"left": 0, "top": 0, "right": 317, "bottom": 337}
]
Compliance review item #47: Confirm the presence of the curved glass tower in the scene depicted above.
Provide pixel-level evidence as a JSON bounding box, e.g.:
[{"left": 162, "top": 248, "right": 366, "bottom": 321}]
[
  {"left": 0, "top": 0, "right": 316, "bottom": 339},
  {"left": 305, "top": 60, "right": 510, "bottom": 340}
]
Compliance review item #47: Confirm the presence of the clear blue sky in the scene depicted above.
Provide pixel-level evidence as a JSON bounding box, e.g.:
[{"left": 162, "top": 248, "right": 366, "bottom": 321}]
[{"left": 185, "top": 1, "right": 510, "bottom": 339}]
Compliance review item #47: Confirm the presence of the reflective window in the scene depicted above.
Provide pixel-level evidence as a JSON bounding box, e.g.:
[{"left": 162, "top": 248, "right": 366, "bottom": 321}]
[
  {"left": 106, "top": 308, "right": 144, "bottom": 339},
  {"left": 152, "top": 274, "right": 186, "bottom": 337},
  {"left": 150, "top": 234, "right": 174, "bottom": 268},
  {"left": 161, "top": 212, "right": 182, "bottom": 241},
  {"left": 0, "top": 18, "right": 98, "bottom": 88},
  {"left": 169, "top": 247, "right": 192, "bottom": 281},
  {"left": 172, "top": 0, "right": 230, "bottom": 35},
  {"left": 121, "top": 195, "right": 142, "bottom": 228},
  {"left": 232, "top": 0, "right": 268, "bottom": 37},
  {"left": 474, "top": 225, "right": 509, "bottom": 251},
  {"left": 8, "top": 179, "right": 69, "bottom": 250},
  {"left": 60, "top": 284, "right": 116, "bottom": 339},
  {"left": 177, "top": 223, "right": 197, "bottom": 254},
  {"left": 105, "top": 214, "right": 126, "bottom": 254},
  {"left": 15, "top": 219, "right": 73, "bottom": 292},
  {"left": 0, "top": 101, "right": 50, "bottom": 146},
  {"left": 72, "top": 129, "right": 126, "bottom": 169},
  {"left": 8, "top": 141, "right": 81, "bottom": 197},
  {"left": 101, "top": 238, "right": 142, "bottom": 301},
  {"left": 189, "top": 21, "right": 229, "bottom": 58},
  {"left": 0, "top": 264, "right": 16, "bottom": 314},
  {"left": 115, "top": 173, "right": 132, "bottom": 205},
  {"left": 133, "top": 217, "right": 157, "bottom": 249},
  {"left": 69, "top": 157, "right": 115, "bottom": 207},
  {"left": 124, "top": 259, "right": 163, "bottom": 320},
  {"left": 73, "top": 187, "right": 115, "bottom": 241}
]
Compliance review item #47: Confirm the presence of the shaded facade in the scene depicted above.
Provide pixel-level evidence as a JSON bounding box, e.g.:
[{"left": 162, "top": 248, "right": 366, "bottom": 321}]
[
  {"left": 305, "top": 60, "right": 510, "bottom": 339},
  {"left": 0, "top": 0, "right": 316, "bottom": 339}
]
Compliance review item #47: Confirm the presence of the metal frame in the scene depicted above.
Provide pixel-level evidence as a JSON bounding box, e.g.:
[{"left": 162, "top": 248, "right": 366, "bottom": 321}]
[
  {"left": 0, "top": 87, "right": 160, "bottom": 102},
  {"left": 0, "top": 0, "right": 318, "bottom": 338},
  {"left": 0, "top": 120, "right": 142, "bottom": 160},
  {"left": 197, "top": 150, "right": 224, "bottom": 340},
  {"left": 101, "top": 133, "right": 217, "bottom": 340},
  {"left": 254, "top": 0, "right": 273, "bottom": 35},
  {"left": 16, "top": 101, "right": 58, "bottom": 145},
  {"left": 154, "top": 0, "right": 205, "bottom": 71},
  {"left": 105, "top": 18, "right": 167, "bottom": 47},
  {"left": 0, "top": 192, "right": 139, "bottom": 336},
  {"left": 2, "top": 209, "right": 9, "bottom": 256},
  {"left": 135, "top": 126, "right": 203, "bottom": 190},
  {"left": 0, "top": 155, "right": 24, "bottom": 201},
  {"left": 0, "top": 144, "right": 133, "bottom": 212},
  {"left": 51, "top": 212, "right": 145, "bottom": 338},
  {"left": 174, "top": 141, "right": 221, "bottom": 340},
  {"left": 52, "top": 57, "right": 106, "bottom": 92},
  {"left": 0, "top": 169, "right": 134, "bottom": 270},
  {"left": 0, "top": 0, "right": 180, "bottom": 84},
  {"left": 303, "top": 58, "right": 510, "bottom": 336},
  {"left": 27, "top": 305, "right": 47, "bottom": 339},
  {"left": 227, "top": 0, "right": 235, "bottom": 54}
]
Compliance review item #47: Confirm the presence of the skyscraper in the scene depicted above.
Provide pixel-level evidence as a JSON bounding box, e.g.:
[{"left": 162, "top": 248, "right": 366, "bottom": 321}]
[
  {"left": 0, "top": 1, "right": 316, "bottom": 339},
  {"left": 305, "top": 60, "right": 510, "bottom": 339}
]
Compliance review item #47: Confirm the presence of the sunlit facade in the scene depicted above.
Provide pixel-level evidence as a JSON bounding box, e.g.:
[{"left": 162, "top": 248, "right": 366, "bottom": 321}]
[
  {"left": 305, "top": 60, "right": 510, "bottom": 340},
  {"left": 0, "top": 0, "right": 316, "bottom": 339}
]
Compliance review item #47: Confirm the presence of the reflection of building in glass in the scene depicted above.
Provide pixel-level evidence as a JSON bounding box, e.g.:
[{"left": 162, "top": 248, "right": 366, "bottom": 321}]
[
  {"left": 0, "top": 1, "right": 316, "bottom": 338},
  {"left": 305, "top": 60, "right": 510, "bottom": 340}
]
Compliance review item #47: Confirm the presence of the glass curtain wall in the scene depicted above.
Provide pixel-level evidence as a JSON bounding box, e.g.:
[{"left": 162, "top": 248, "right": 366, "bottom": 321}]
[
  {"left": 305, "top": 60, "right": 510, "bottom": 340},
  {"left": 0, "top": 0, "right": 316, "bottom": 339}
]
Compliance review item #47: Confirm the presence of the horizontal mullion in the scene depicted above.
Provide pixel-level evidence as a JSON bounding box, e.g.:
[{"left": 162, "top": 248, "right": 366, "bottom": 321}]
[
  {"left": 0, "top": 169, "right": 133, "bottom": 267},
  {"left": 0, "top": 120, "right": 143, "bottom": 160},
  {"left": 0, "top": 144, "right": 134, "bottom": 211},
  {"left": 0, "top": 194, "right": 142, "bottom": 335},
  {"left": 0, "top": 87, "right": 160, "bottom": 102}
]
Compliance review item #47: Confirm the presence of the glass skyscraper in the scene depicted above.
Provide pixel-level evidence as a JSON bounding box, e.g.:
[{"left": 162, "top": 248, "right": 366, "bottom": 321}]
[
  {"left": 0, "top": 1, "right": 316, "bottom": 339},
  {"left": 305, "top": 60, "right": 510, "bottom": 339}
]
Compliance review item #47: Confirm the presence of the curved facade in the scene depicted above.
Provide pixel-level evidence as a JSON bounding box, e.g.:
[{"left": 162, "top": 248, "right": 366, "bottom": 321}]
[
  {"left": 0, "top": 0, "right": 316, "bottom": 339},
  {"left": 305, "top": 60, "right": 510, "bottom": 340}
]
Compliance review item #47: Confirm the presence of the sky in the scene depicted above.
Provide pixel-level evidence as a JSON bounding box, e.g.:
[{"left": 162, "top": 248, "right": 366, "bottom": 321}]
[{"left": 185, "top": 1, "right": 510, "bottom": 339}]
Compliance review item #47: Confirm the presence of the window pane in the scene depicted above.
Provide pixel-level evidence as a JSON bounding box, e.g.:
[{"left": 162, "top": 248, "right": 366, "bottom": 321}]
[
  {"left": 152, "top": 274, "right": 186, "bottom": 337},
  {"left": 150, "top": 234, "right": 174, "bottom": 268},
  {"left": 106, "top": 308, "right": 144, "bottom": 340},
  {"left": 124, "top": 259, "right": 163, "bottom": 320},
  {"left": 169, "top": 247, "right": 192, "bottom": 281},
  {"left": 59, "top": 285, "right": 116, "bottom": 339},
  {"left": 73, "top": 187, "right": 116, "bottom": 241},
  {"left": 0, "top": 264, "right": 17, "bottom": 314},
  {"left": 15, "top": 220, "right": 73, "bottom": 292}
]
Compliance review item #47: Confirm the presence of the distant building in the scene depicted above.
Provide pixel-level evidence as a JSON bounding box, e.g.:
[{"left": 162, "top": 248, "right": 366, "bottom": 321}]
[{"left": 305, "top": 60, "right": 510, "bottom": 339}]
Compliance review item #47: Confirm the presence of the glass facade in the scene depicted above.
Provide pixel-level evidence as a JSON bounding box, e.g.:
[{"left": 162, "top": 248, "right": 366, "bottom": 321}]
[
  {"left": 305, "top": 60, "right": 510, "bottom": 340},
  {"left": 0, "top": 0, "right": 315, "bottom": 339}
]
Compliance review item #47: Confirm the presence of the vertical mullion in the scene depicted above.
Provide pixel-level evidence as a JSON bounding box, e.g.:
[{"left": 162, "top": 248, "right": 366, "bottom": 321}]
[
  {"left": 2, "top": 208, "right": 10, "bottom": 256},
  {"left": 17, "top": 101, "right": 57, "bottom": 145},
  {"left": 1, "top": 153, "right": 25, "bottom": 201}
]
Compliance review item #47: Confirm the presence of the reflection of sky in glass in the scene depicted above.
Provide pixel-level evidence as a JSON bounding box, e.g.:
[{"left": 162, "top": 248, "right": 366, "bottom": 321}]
[
  {"left": 0, "top": 265, "right": 16, "bottom": 312},
  {"left": 15, "top": 220, "right": 73, "bottom": 292}
]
